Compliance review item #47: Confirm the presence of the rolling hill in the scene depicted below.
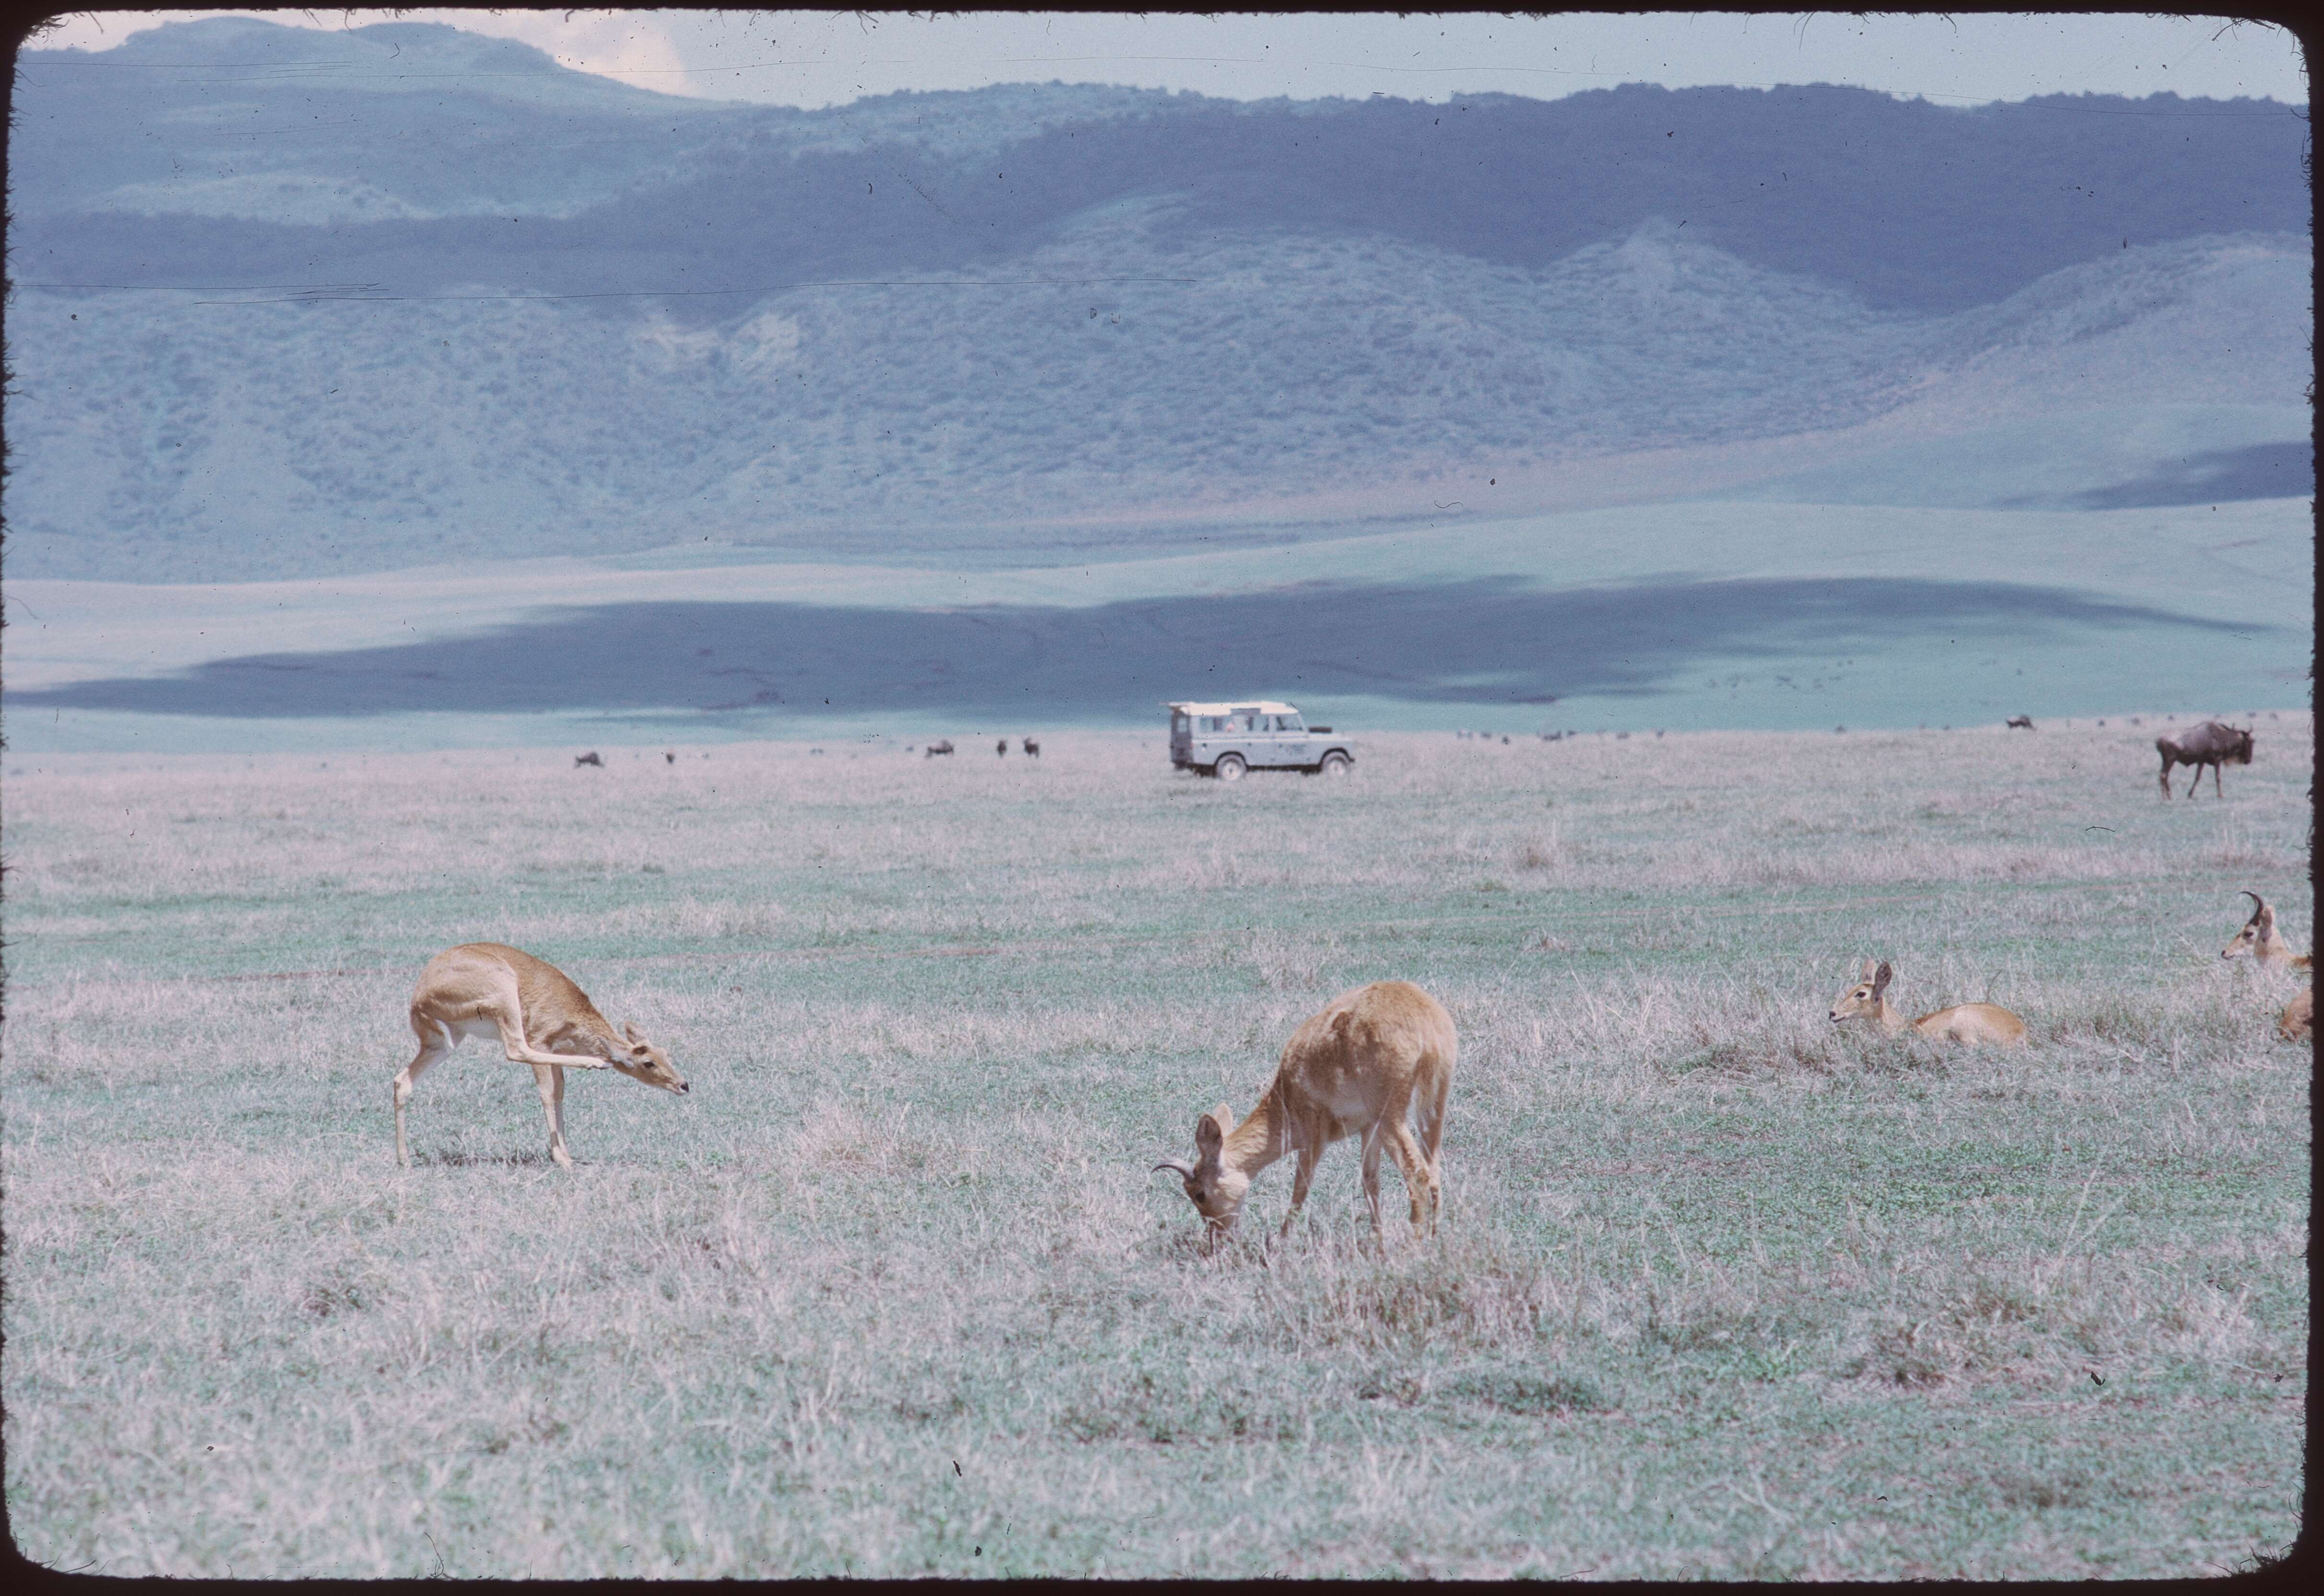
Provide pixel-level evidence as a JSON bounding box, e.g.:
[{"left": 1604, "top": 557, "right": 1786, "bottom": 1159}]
[{"left": 4, "top": 16, "right": 2311, "bottom": 584}]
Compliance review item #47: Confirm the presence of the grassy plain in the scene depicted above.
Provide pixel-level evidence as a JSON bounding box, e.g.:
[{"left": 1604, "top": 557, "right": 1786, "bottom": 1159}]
[{"left": 1, "top": 721, "right": 2309, "bottom": 1577}]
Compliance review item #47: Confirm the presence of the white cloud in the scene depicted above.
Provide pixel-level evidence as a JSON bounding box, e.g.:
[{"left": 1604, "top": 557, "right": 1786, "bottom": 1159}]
[{"left": 33, "top": 9, "right": 687, "bottom": 81}]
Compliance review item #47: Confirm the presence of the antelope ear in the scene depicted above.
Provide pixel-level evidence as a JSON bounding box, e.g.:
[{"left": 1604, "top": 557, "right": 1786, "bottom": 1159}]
[
  {"left": 1858, "top": 957, "right": 1877, "bottom": 980},
  {"left": 621, "top": 1020, "right": 644, "bottom": 1043},
  {"left": 1872, "top": 962, "right": 1893, "bottom": 997},
  {"left": 1194, "top": 1105, "right": 1233, "bottom": 1155}
]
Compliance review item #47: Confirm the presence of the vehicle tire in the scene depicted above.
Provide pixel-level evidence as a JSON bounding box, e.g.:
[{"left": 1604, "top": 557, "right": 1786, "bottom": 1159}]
[
  {"left": 1214, "top": 754, "right": 1246, "bottom": 783},
  {"left": 1318, "top": 751, "right": 1351, "bottom": 777}
]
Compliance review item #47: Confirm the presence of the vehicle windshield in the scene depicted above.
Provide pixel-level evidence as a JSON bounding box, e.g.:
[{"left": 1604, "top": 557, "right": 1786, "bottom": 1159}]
[{"left": 1272, "top": 715, "right": 1305, "bottom": 732}]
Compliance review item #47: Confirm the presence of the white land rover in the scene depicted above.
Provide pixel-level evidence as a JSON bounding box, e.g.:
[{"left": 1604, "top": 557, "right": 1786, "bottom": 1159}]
[{"left": 1167, "top": 701, "right": 1354, "bottom": 780}]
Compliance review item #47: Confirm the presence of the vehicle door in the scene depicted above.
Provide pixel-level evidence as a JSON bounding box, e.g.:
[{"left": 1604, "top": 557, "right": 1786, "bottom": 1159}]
[
  {"left": 1196, "top": 712, "right": 1237, "bottom": 766},
  {"left": 1267, "top": 713, "right": 1313, "bottom": 767},
  {"left": 1233, "top": 707, "right": 1275, "bottom": 767}
]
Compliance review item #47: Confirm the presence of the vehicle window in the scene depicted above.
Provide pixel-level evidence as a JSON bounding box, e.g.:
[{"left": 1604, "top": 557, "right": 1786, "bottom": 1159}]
[
  {"left": 1273, "top": 715, "right": 1304, "bottom": 732},
  {"left": 1238, "top": 712, "right": 1262, "bottom": 732},
  {"left": 1171, "top": 712, "right": 1189, "bottom": 734},
  {"left": 1202, "top": 715, "right": 1232, "bottom": 733}
]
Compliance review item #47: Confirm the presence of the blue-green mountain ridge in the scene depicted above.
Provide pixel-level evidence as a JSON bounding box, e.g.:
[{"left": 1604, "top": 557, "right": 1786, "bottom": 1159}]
[{"left": 5, "top": 17, "right": 2310, "bottom": 585}]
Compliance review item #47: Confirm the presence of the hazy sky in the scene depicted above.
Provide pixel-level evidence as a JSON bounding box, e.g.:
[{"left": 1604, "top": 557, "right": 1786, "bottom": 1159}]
[{"left": 32, "top": 10, "right": 2310, "bottom": 109}]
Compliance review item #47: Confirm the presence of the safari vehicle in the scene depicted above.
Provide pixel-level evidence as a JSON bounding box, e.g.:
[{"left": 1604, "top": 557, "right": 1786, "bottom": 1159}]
[{"left": 1167, "top": 701, "right": 1353, "bottom": 780}]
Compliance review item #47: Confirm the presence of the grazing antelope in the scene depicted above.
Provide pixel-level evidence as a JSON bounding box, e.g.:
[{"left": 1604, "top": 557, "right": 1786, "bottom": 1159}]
[
  {"left": 1153, "top": 981, "right": 1456, "bottom": 1245},
  {"left": 2156, "top": 720, "right": 2252, "bottom": 798},
  {"left": 573, "top": 750, "right": 604, "bottom": 768},
  {"left": 924, "top": 739, "right": 955, "bottom": 758},
  {"left": 2221, "top": 892, "right": 2312, "bottom": 970},
  {"left": 2006, "top": 715, "right": 2034, "bottom": 729},
  {"left": 1022, "top": 736, "right": 1041, "bottom": 758},
  {"left": 2277, "top": 986, "right": 2312, "bottom": 1043},
  {"left": 1828, "top": 959, "right": 2027, "bottom": 1046},
  {"left": 393, "top": 943, "right": 688, "bottom": 1169}
]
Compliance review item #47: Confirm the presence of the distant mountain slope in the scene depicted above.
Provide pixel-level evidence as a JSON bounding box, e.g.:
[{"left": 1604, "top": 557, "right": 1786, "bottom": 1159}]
[
  {"left": 16, "top": 18, "right": 2305, "bottom": 310},
  {"left": 4, "top": 17, "right": 2310, "bottom": 584},
  {"left": 9, "top": 226, "right": 2304, "bottom": 581}
]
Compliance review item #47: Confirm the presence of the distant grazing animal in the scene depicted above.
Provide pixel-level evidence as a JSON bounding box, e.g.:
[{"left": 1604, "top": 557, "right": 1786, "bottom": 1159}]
[
  {"left": 573, "top": 751, "right": 603, "bottom": 768},
  {"left": 996, "top": 738, "right": 1008, "bottom": 757},
  {"left": 2222, "top": 892, "right": 2312, "bottom": 970},
  {"left": 1022, "top": 737, "right": 1041, "bottom": 758},
  {"left": 1153, "top": 981, "right": 1456, "bottom": 1246},
  {"left": 1828, "top": 959, "right": 2027, "bottom": 1046},
  {"left": 2277, "top": 986, "right": 2312, "bottom": 1043},
  {"left": 2007, "top": 715, "right": 2034, "bottom": 730},
  {"left": 924, "top": 739, "right": 955, "bottom": 758},
  {"left": 2156, "top": 720, "right": 2252, "bottom": 798},
  {"left": 664, "top": 751, "right": 676, "bottom": 765},
  {"left": 393, "top": 943, "right": 688, "bottom": 1169}
]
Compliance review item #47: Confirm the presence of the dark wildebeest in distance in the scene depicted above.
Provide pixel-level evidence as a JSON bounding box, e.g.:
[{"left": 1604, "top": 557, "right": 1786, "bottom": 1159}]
[
  {"left": 996, "top": 738, "right": 1009, "bottom": 757},
  {"left": 664, "top": 751, "right": 676, "bottom": 765},
  {"left": 2156, "top": 721, "right": 2252, "bottom": 798},
  {"left": 2006, "top": 715, "right": 2034, "bottom": 730},
  {"left": 1022, "top": 737, "right": 1041, "bottom": 758},
  {"left": 573, "top": 751, "right": 604, "bottom": 768},
  {"left": 924, "top": 739, "right": 955, "bottom": 758}
]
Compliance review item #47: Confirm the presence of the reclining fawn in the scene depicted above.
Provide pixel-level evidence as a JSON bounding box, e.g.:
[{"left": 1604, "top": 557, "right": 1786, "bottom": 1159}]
[{"left": 1828, "top": 958, "right": 2027, "bottom": 1046}]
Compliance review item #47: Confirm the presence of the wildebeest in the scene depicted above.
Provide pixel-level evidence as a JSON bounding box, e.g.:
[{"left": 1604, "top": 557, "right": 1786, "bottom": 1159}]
[
  {"left": 664, "top": 751, "right": 676, "bottom": 765},
  {"left": 2006, "top": 715, "right": 2034, "bottom": 730},
  {"left": 2156, "top": 721, "right": 2252, "bottom": 798},
  {"left": 1022, "top": 737, "right": 1041, "bottom": 758},
  {"left": 996, "top": 738, "right": 1008, "bottom": 757},
  {"left": 924, "top": 739, "right": 955, "bottom": 758},
  {"left": 573, "top": 751, "right": 603, "bottom": 768}
]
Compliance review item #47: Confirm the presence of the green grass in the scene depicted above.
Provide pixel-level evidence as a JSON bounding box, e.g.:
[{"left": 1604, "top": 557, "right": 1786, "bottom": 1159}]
[{"left": 1, "top": 722, "right": 2307, "bottom": 1576}]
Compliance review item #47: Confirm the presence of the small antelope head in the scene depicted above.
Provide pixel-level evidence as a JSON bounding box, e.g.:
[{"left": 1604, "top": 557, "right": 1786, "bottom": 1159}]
[
  {"left": 610, "top": 1020, "right": 690, "bottom": 1094},
  {"left": 2222, "top": 892, "right": 2291, "bottom": 964},
  {"left": 1829, "top": 958, "right": 1892, "bottom": 1026},
  {"left": 1153, "top": 1104, "right": 1251, "bottom": 1234}
]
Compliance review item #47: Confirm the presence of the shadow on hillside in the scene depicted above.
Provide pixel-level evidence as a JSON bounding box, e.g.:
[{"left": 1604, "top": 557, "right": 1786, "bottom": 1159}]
[
  {"left": 2064, "top": 442, "right": 2314, "bottom": 510},
  {"left": 10, "top": 577, "right": 2251, "bottom": 720}
]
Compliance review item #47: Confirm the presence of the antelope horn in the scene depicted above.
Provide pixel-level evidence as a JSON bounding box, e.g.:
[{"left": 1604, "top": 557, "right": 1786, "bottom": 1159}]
[
  {"left": 2244, "top": 890, "right": 2265, "bottom": 908},
  {"left": 1152, "top": 1159, "right": 1195, "bottom": 1178}
]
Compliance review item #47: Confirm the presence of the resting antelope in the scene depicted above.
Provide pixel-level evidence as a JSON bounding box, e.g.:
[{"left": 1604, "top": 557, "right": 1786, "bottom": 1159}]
[
  {"left": 1828, "top": 959, "right": 2027, "bottom": 1046},
  {"left": 393, "top": 943, "right": 688, "bottom": 1168},
  {"left": 2221, "top": 892, "right": 2312, "bottom": 970},
  {"left": 1153, "top": 981, "right": 1456, "bottom": 1245},
  {"left": 2277, "top": 987, "right": 2312, "bottom": 1043}
]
